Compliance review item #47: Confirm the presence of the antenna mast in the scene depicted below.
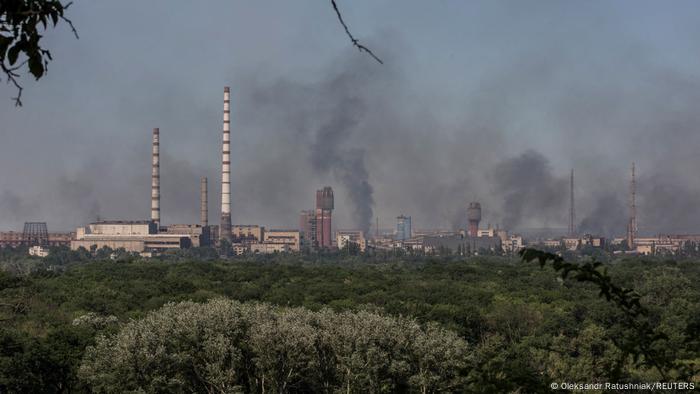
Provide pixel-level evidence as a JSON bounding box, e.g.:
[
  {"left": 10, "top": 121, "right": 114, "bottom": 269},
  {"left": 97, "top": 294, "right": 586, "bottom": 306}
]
[
  {"left": 627, "top": 162, "right": 637, "bottom": 248},
  {"left": 569, "top": 168, "right": 575, "bottom": 236}
]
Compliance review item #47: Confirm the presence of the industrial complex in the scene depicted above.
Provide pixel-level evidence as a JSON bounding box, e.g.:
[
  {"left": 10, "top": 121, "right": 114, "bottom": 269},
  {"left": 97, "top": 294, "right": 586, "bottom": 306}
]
[{"left": 1, "top": 87, "right": 699, "bottom": 259}]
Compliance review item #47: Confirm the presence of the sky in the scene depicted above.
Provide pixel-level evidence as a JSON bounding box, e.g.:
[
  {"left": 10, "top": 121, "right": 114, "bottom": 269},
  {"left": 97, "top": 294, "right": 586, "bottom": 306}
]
[{"left": 2, "top": 0, "right": 700, "bottom": 236}]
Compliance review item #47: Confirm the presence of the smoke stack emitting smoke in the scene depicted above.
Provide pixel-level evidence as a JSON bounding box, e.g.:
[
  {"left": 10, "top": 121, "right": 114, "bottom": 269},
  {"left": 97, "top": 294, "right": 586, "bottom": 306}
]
[
  {"left": 151, "top": 127, "right": 160, "bottom": 226},
  {"left": 220, "top": 87, "right": 232, "bottom": 241}
]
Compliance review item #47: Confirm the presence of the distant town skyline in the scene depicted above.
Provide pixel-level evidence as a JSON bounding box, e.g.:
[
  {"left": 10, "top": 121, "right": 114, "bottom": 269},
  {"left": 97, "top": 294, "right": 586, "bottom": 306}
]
[{"left": 2, "top": 1, "right": 700, "bottom": 235}]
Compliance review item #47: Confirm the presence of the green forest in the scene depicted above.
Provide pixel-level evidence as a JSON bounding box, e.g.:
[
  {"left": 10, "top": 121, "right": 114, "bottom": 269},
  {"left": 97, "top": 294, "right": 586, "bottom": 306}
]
[{"left": 1, "top": 247, "right": 699, "bottom": 392}]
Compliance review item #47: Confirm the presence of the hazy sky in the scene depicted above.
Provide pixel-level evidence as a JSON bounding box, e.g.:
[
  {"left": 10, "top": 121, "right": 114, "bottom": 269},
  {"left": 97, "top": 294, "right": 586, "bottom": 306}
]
[{"left": 2, "top": 1, "right": 700, "bottom": 236}]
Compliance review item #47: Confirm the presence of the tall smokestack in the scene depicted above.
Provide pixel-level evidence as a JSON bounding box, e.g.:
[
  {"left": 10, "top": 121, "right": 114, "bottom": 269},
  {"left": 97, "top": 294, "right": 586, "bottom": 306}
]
[
  {"left": 151, "top": 128, "right": 160, "bottom": 227},
  {"left": 220, "top": 87, "right": 232, "bottom": 242},
  {"left": 467, "top": 202, "right": 481, "bottom": 237},
  {"left": 200, "top": 177, "right": 208, "bottom": 227}
]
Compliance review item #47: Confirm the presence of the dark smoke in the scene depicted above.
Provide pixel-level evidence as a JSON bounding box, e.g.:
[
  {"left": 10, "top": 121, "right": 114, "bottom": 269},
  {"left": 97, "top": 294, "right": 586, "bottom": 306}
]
[
  {"left": 55, "top": 176, "right": 102, "bottom": 224},
  {"left": 0, "top": 191, "right": 39, "bottom": 224},
  {"left": 578, "top": 194, "right": 627, "bottom": 237},
  {"left": 310, "top": 96, "right": 373, "bottom": 234},
  {"left": 638, "top": 177, "right": 700, "bottom": 235},
  {"left": 4, "top": 2, "right": 700, "bottom": 237},
  {"left": 491, "top": 151, "right": 567, "bottom": 231},
  {"left": 237, "top": 55, "right": 390, "bottom": 234}
]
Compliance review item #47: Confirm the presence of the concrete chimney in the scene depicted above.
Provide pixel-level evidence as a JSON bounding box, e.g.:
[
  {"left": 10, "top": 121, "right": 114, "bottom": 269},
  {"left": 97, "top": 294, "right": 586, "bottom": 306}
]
[
  {"left": 200, "top": 176, "right": 208, "bottom": 227},
  {"left": 220, "top": 87, "right": 232, "bottom": 242},
  {"left": 151, "top": 128, "right": 160, "bottom": 227}
]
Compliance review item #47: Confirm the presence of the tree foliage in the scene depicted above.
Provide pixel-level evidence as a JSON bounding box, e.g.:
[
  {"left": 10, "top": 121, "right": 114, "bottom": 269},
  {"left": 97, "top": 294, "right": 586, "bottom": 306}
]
[
  {"left": 79, "top": 298, "right": 468, "bottom": 393},
  {"left": 1, "top": 250, "right": 699, "bottom": 392},
  {"left": 0, "top": 0, "right": 77, "bottom": 105},
  {"left": 519, "top": 247, "right": 699, "bottom": 380}
]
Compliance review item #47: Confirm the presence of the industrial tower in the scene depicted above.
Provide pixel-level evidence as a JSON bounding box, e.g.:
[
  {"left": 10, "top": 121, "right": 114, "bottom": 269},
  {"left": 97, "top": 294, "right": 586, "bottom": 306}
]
[
  {"left": 200, "top": 177, "right": 208, "bottom": 227},
  {"left": 22, "top": 222, "right": 49, "bottom": 246},
  {"left": 151, "top": 128, "right": 160, "bottom": 227},
  {"left": 627, "top": 162, "right": 637, "bottom": 248},
  {"left": 467, "top": 202, "right": 481, "bottom": 237},
  {"left": 220, "top": 86, "right": 232, "bottom": 242},
  {"left": 569, "top": 169, "right": 575, "bottom": 236},
  {"left": 315, "top": 187, "right": 334, "bottom": 248}
]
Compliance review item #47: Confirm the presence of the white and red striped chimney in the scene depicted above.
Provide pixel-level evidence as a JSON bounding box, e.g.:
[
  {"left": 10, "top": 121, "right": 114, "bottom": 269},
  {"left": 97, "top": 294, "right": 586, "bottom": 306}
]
[
  {"left": 151, "top": 127, "right": 161, "bottom": 227},
  {"left": 220, "top": 87, "right": 232, "bottom": 241}
]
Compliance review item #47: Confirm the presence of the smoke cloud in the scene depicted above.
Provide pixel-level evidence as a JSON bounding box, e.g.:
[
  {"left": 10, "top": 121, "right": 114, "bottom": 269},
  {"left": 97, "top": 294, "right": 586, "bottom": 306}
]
[
  {"left": 1, "top": 2, "right": 700, "bottom": 238},
  {"left": 491, "top": 151, "right": 567, "bottom": 231}
]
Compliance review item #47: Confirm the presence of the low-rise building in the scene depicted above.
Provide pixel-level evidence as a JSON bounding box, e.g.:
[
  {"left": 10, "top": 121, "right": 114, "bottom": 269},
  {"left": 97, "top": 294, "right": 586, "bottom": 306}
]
[
  {"left": 636, "top": 244, "right": 653, "bottom": 255},
  {"left": 162, "top": 224, "right": 211, "bottom": 247},
  {"left": 250, "top": 243, "right": 290, "bottom": 254},
  {"left": 0, "top": 231, "right": 74, "bottom": 248},
  {"left": 477, "top": 228, "right": 496, "bottom": 237},
  {"left": 542, "top": 239, "right": 561, "bottom": 249},
  {"left": 562, "top": 237, "right": 580, "bottom": 251},
  {"left": 422, "top": 234, "right": 501, "bottom": 255},
  {"left": 232, "top": 243, "right": 248, "bottom": 256},
  {"left": 233, "top": 225, "right": 265, "bottom": 243},
  {"left": 28, "top": 245, "right": 50, "bottom": 257},
  {"left": 502, "top": 234, "right": 524, "bottom": 253},
  {"left": 71, "top": 220, "right": 190, "bottom": 253},
  {"left": 336, "top": 230, "right": 366, "bottom": 252},
  {"left": 263, "top": 229, "right": 300, "bottom": 252}
]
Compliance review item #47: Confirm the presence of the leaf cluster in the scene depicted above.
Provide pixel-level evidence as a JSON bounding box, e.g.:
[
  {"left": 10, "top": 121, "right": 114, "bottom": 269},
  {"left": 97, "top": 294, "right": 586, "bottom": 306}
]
[
  {"left": 519, "top": 248, "right": 697, "bottom": 380},
  {"left": 0, "top": 0, "right": 77, "bottom": 105}
]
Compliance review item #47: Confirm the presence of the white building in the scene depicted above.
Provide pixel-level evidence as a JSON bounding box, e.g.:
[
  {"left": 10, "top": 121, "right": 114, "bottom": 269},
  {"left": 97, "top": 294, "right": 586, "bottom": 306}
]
[{"left": 28, "top": 245, "right": 50, "bottom": 257}]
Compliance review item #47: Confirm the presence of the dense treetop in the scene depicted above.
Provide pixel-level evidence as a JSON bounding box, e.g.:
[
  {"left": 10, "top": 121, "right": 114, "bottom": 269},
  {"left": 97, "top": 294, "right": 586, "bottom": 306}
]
[{"left": 1, "top": 248, "right": 699, "bottom": 392}]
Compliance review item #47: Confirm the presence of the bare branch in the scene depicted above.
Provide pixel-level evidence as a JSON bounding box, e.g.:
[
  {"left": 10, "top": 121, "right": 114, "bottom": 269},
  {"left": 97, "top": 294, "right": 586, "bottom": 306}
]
[
  {"left": 60, "top": 2, "right": 79, "bottom": 39},
  {"left": 1, "top": 60, "right": 26, "bottom": 106},
  {"left": 330, "top": 0, "right": 383, "bottom": 65}
]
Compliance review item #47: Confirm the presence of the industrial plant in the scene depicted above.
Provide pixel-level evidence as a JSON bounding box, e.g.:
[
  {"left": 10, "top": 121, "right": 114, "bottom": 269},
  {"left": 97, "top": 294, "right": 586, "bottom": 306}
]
[{"left": 1, "top": 88, "right": 700, "bottom": 259}]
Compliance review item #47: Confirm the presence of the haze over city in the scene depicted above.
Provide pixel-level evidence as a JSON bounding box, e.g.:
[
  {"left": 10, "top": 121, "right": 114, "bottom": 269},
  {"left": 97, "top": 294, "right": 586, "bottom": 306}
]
[{"left": 2, "top": 1, "right": 700, "bottom": 237}]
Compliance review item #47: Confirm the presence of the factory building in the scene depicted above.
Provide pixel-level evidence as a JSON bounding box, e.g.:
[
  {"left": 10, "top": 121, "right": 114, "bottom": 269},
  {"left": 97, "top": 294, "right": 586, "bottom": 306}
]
[
  {"left": 232, "top": 225, "right": 264, "bottom": 243},
  {"left": 71, "top": 220, "right": 190, "bottom": 253},
  {"left": 299, "top": 210, "right": 317, "bottom": 248},
  {"left": 477, "top": 228, "right": 495, "bottom": 237},
  {"left": 0, "top": 231, "right": 73, "bottom": 248},
  {"left": 406, "top": 202, "right": 500, "bottom": 255},
  {"left": 336, "top": 230, "right": 366, "bottom": 252},
  {"left": 250, "top": 243, "right": 290, "bottom": 254},
  {"left": 263, "top": 230, "right": 301, "bottom": 252},
  {"left": 501, "top": 234, "right": 524, "bottom": 254},
  {"left": 161, "top": 224, "right": 210, "bottom": 247},
  {"left": 229, "top": 229, "right": 300, "bottom": 254},
  {"left": 395, "top": 215, "right": 412, "bottom": 241},
  {"left": 422, "top": 234, "right": 501, "bottom": 255}
]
